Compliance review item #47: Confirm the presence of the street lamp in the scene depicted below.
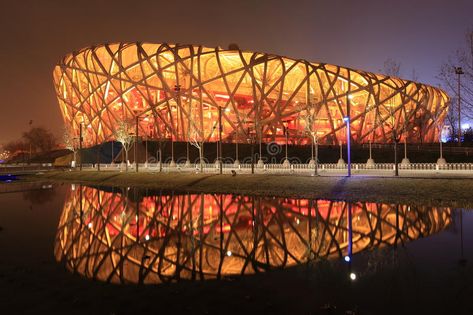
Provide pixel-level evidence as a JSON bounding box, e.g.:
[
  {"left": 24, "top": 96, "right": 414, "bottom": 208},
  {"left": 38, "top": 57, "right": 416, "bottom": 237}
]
[
  {"left": 28, "top": 119, "right": 33, "bottom": 163},
  {"left": 343, "top": 94, "right": 353, "bottom": 177},
  {"left": 79, "top": 123, "right": 83, "bottom": 171},
  {"left": 455, "top": 67, "right": 464, "bottom": 146},
  {"left": 218, "top": 106, "right": 223, "bottom": 175},
  {"left": 283, "top": 121, "right": 290, "bottom": 167},
  {"left": 311, "top": 132, "right": 318, "bottom": 176},
  {"left": 246, "top": 127, "right": 255, "bottom": 174}
]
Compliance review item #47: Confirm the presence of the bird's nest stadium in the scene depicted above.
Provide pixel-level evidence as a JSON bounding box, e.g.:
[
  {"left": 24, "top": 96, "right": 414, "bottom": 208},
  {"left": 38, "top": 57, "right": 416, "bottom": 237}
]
[{"left": 53, "top": 42, "right": 450, "bottom": 146}]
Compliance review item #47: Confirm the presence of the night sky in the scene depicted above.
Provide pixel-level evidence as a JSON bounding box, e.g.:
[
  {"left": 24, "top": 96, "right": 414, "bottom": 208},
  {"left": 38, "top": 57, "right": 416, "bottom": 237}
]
[{"left": 0, "top": 0, "right": 472, "bottom": 144}]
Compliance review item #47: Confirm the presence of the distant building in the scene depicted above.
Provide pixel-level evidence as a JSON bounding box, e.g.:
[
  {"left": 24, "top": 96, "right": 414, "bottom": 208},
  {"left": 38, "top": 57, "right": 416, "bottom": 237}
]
[{"left": 53, "top": 43, "right": 450, "bottom": 145}]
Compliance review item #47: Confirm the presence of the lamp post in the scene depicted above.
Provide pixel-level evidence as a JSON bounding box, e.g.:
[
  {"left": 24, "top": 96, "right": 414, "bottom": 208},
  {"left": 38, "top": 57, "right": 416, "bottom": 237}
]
[
  {"left": 393, "top": 130, "right": 400, "bottom": 177},
  {"left": 111, "top": 140, "right": 114, "bottom": 164},
  {"left": 159, "top": 138, "right": 163, "bottom": 172},
  {"left": 96, "top": 136, "right": 100, "bottom": 172},
  {"left": 79, "top": 123, "right": 83, "bottom": 171},
  {"left": 218, "top": 106, "right": 223, "bottom": 175},
  {"left": 455, "top": 67, "right": 464, "bottom": 146},
  {"left": 437, "top": 124, "right": 447, "bottom": 165},
  {"left": 28, "top": 119, "right": 33, "bottom": 163},
  {"left": 312, "top": 132, "right": 318, "bottom": 176},
  {"left": 344, "top": 94, "right": 353, "bottom": 177},
  {"left": 247, "top": 127, "right": 255, "bottom": 174},
  {"left": 145, "top": 134, "right": 148, "bottom": 168},
  {"left": 284, "top": 122, "right": 289, "bottom": 163},
  {"left": 135, "top": 115, "right": 139, "bottom": 172}
]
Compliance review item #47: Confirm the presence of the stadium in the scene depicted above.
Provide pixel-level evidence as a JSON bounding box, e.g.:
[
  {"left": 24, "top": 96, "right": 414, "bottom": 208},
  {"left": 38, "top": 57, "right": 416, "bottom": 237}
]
[{"left": 53, "top": 42, "right": 450, "bottom": 147}]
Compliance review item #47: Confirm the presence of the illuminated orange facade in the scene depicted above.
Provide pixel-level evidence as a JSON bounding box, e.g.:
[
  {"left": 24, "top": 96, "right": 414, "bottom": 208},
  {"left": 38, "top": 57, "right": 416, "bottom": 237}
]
[
  {"left": 55, "top": 186, "right": 451, "bottom": 284},
  {"left": 53, "top": 43, "right": 450, "bottom": 146}
]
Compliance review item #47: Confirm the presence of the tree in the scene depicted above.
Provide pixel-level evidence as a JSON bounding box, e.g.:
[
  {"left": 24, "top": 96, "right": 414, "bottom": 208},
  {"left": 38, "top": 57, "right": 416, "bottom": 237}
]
[
  {"left": 299, "top": 98, "right": 321, "bottom": 175},
  {"left": 463, "top": 127, "right": 473, "bottom": 143},
  {"left": 113, "top": 119, "right": 133, "bottom": 171},
  {"left": 383, "top": 58, "right": 401, "bottom": 77},
  {"left": 189, "top": 122, "right": 205, "bottom": 172},
  {"left": 444, "top": 99, "right": 458, "bottom": 142},
  {"left": 22, "top": 127, "right": 56, "bottom": 153},
  {"left": 62, "top": 128, "right": 77, "bottom": 166},
  {"left": 438, "top": 29, "right": 473, "bottom": 123},
  {"left": 383, "top": 85, "right": 404, "bottom": 176},
  {"left": 431, "top": 104, "right": 448, "bottom": 163},
  {"left": 3, "top": 140, "right": 27, "bottom": 155},
  {"left": 0, "top": 149, "right": 11, "bottom": 163}
]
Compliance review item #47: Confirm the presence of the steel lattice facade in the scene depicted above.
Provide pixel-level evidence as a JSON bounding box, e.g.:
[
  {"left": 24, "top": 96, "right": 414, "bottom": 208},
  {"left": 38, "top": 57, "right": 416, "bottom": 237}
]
[{"left": 53, "top": 43, "right": 450, "bottom": 146}]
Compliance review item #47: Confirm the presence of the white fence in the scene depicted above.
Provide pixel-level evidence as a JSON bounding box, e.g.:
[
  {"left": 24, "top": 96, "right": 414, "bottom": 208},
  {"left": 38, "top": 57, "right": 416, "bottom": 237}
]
[{"left": 79, "top": 162, "right": 473, "bottom": 174}]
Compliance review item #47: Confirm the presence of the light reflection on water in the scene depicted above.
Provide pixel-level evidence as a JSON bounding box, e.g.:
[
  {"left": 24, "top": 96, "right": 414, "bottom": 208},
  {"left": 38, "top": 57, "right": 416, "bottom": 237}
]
[{"left": 54, "top": 185, "right": 452, "bottom": 284}]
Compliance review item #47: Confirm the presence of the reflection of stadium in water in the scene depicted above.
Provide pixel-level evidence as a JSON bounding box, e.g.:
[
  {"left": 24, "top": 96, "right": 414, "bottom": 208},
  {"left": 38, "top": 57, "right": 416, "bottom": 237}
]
[{"left": 54, "top": 185, "right": 452, "bottom": 284}]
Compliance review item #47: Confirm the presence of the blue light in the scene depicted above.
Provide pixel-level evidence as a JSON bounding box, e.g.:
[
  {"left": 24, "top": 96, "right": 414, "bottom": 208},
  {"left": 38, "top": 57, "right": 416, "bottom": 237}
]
[
  {"left": 344, "top": 255, "right": 351, "bottom": 262},
  {"left": 343, "top": 117, "right": 349, "bottom": 122}
]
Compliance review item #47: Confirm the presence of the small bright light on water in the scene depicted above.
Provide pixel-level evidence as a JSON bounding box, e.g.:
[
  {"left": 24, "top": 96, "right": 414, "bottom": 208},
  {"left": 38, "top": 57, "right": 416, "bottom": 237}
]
[
  {"left": 226, "top": 250, "right": 232, "bottom": 257},
  {"left": 88, "top": 222, "right": 93, "bottom": 228},
  {"left": 145, "top": 234, "right": 150, "bottom": 241},
  {"left": 296, "top": 218, "right": 300, "bottom": 225},
  {"left": 344, "top": 256, "right": 351, "bottom": 262},
  {"left": 349, "top": 272, "right": 357, "bottom": 281}
]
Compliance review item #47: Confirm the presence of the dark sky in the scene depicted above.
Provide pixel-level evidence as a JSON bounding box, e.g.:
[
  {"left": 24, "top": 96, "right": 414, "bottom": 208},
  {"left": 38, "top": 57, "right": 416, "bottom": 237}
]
[{"left": 0, "top": 0, "right": 472, "bottom": 144}]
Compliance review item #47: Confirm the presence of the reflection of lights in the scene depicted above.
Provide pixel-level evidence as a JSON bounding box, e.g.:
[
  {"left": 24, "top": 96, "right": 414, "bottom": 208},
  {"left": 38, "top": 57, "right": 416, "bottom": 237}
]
[
  {"left": 343, "top": 117, "right": 349, "bottom": 122},
  {"left": 56, "top": 187, "right": 453, "bottom": 285},
  {"left": 349, "top": 272, "right": 357, "bottom": 281},
  {"left": 296, "top": 218, "right": 300, "bottom": 225}
]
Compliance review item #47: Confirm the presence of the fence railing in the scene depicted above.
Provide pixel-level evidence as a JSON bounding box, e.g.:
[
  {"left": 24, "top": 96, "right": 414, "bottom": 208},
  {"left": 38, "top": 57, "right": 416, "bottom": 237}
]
[{"left": 77, "top": 162, "right": 473, "bottom": 174}]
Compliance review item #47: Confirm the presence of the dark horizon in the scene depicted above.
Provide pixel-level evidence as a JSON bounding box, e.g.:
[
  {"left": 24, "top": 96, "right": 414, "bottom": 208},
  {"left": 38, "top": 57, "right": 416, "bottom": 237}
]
[{"left": 1, "top": 0, "right": 472, "bottom": 144}]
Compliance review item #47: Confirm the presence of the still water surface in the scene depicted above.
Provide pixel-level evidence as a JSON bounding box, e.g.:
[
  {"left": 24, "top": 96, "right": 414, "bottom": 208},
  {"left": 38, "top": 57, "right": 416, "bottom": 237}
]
[{"left": 1, "top": 181, "right": 472, "bottom": 314}]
